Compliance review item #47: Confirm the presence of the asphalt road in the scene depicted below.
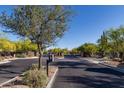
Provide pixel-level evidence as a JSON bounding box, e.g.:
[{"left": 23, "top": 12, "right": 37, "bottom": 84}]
[
  {"left": 0, "top": 57, "right": 47, "bottom": 84},
  {"left": 51, "top": 56, "right": 124, "bottom": 88},
  {"left": 1, "top": 55, "right": 124, "bottom": 88}
]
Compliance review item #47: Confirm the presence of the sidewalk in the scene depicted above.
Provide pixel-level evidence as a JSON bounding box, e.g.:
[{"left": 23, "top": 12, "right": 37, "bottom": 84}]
[
  {"left": 79, "top": 57, "right": 124, "bottom": 73},
  {"left": 0, "top": 57, "right": 38, "bottom": 65}
]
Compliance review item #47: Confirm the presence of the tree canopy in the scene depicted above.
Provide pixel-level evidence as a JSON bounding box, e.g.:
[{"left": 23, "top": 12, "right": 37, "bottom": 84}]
[
  {"left": 0, "top": 38, "right": 16, "bottom": 52},
  {"left": 0, "top": 5, "right": 71, "bottom": 69},
  {"left": 0, "top": 38, "right": 37, "bottom": 53},
  {"left": 97, "top": 26, "right": 124, "bottom": 61},
  {"left": 77, "top": 43, "right": 97, "bottom": 57}
]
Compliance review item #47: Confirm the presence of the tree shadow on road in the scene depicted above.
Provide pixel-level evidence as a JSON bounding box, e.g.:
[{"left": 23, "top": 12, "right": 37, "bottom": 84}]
[
  {"left": 59, "top": 74, "right": 124, "bottom": 88},
  {"left": 0, "top": 65, "right": 15, "bottom": 69},
  {"left": 85, "top": 67, "right": 124, "bottom": 76},
  {"left": 0, "top": 69, "right": 21, "bottom": 74},
  {"left": 51, "top": 57, "right": 124, "bottom": 88}
]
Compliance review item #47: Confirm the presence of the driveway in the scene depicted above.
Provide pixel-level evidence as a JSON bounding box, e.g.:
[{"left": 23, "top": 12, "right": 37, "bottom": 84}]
[{"left": 51, "top": 56, "right": 124, "bottom": 88}]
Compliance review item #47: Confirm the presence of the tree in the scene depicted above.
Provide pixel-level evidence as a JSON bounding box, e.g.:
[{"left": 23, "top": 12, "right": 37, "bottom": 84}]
[
  {"left": 15, "top": 40, "right": 23, "bottom": 52},
  {"left": 107, "top": 27, "right": 124, "bottom": 61},
  {"left": 0, "top": 38, "right": 16, "bottom": 55},
  {"left": 97, "top": 26, "right": 124, "bottom": 61},
  {"left": 97, "top": 31, "right": 111, "bottom": 57},
  {"left": 15, "top": 39, "right": 37, "bottom": 53},
  {"left": 78, "top": 43, "right": 97, "bottom": 57},
  {"left": 0, "top": 6, "right": 71, "bottom": 69},
  {"left": 119, "top": 27, "right": 124, "bottom": 61},
  {"left": 62, "top": 48, "right": 68, "bottom": 55},
  {"left": 48, "top": 48, "right": 63, "bottom": 56},
  {"left": 48, "top": 48, "right": 68, "bottom": 56},
  {"left": 71, "top": 48, "right": 79, "bottom": 55}
]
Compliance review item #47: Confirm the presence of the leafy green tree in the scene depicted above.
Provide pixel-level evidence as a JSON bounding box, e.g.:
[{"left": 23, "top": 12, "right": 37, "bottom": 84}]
[
  {"left": 107, "top": 28, "right": 120, "bottom": 57},
  {"left": 119, "top": 27, "right": 124, "bottom": 61},
  {"left": 48, "top": 48, "right": 62, "bottom": 56},
  {"left": 62, "top": 48, "right": 68, "bottom": 55},
  {"left": 15, "top": 39, "right": 37, "bottom": 52},
  {"left": 71, "top": 48, "right": 79, "bottom": 55},
  {"left": 0, "top": 6, "right": 71, "bottom": 69},
  {"left": 0, "top": 38, "right": 16, "bottom": 53},
  {"left": 107, "top": 27, "right": 124, "bottom": 60},
  {"left": 15, "top": 40, "right": 23, "bottom": 52},
  {"left": 97, "top": 26, "right": 124, "bottom": 61},
  {"left": 97, "top": 31, "right": 111, "bottom": 57},
  {"left": 48, "top": 48, "right": 68, "bottom": 56},
  {"left": 78, "top": 43, "right": 97, "bottom": 57}
]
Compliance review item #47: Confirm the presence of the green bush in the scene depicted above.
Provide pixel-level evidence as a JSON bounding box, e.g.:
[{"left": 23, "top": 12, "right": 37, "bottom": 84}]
[
  {"left": 23, "top": 69, "right": 48, "bottom": 88},
  {"left": 15, "top": 54, "right": 26, "bottom": 58}
]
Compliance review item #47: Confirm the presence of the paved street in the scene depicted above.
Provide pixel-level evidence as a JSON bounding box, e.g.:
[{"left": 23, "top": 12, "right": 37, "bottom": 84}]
[
  {"left": 51, "top": 56, "right": 124, "bottom": 88},
  {"left": 0, "top": 55, "right": 124, "bottom": 88},
  {"left": 0, "top": 57, "right": 47, "bottom": 84}
]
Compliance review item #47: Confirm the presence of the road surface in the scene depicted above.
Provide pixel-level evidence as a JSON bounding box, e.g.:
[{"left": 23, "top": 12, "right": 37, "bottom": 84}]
[
  {"left": 0, "top": 57, "right": 47, "bottom": 84},
  {"left": 51, "top": 56, "right": 124, "bottom": 88},
  {"left": 1, "top": 55, "right": 124, "bottom": 88}
]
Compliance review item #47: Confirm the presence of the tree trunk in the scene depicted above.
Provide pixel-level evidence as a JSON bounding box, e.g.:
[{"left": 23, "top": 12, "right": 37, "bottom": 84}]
[
  {"left": 37, "top": 43, "right": 43, "bottom": 70},
  {"left": 38, "top": 53, "right": 42, "bottom": 69},
  {"left": 122, "top": 52, "right": 124, "bottom": 62}
]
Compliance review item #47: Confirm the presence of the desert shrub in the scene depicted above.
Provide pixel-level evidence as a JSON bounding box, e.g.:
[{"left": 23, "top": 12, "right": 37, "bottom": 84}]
[
  {"left": 15, "top": 54, "right": 26, "bottom": 58},
  {"left": 0, "top": 56, "right": 4, "bottom": 61},
  {"left": 103, "top": 56, "right": 109, "bottom": 60},
  {"left": 23, "top": 69, "right": 48, "bottom": 88},
  {"left": 30, "top": 64, "right": 39, "bottom": 70}
]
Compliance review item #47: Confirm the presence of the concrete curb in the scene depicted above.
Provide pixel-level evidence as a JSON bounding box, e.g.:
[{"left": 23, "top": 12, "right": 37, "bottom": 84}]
[
  {"left": 56, "top": 57, "right": 64, "bottom": 59},
  {"left": 79, "top": 57, "right": 124, "bottom": 74},
  {"left": 78, "top": 57, "right": 99, "bottom": 64},
  {"left": 85, "top": 59, "right": 99, "bottom": 64},
  {"left": 0, "top": 60, "right": 11, "bottom": 65},
  {"left": 9, "top": 57, "right": 38, "bottom": 60},
  {"left": 0, "top": 76, "right": 19, "bottom": 87},
  {"left": 84, "top": 58, "right": 124, "bottom": 74},
  {"left": 46, "top": 67, "right": 58, "bottom": 88}
]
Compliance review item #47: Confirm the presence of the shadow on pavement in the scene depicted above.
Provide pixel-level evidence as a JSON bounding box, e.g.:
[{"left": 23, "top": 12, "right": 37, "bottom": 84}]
[
  {"left": 85, "top": 68, "right": 124, "bottom": 76},
  {"left": 0, "top": 65, "right": 15, "bottom": 69},
  {"left": 0, "top": 69, "right": 21, "bottom": 74},
  {"left": 51, "top": 57, "right": 124, "bottom": 88},
  {"left": 60, "top": 75, "right": 124, "bottom": 88}
]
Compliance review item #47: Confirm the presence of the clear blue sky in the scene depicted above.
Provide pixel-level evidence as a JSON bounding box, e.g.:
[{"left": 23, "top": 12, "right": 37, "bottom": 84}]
[{"left": 1, "top": 5, "right": 124, "bottom": 49}]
